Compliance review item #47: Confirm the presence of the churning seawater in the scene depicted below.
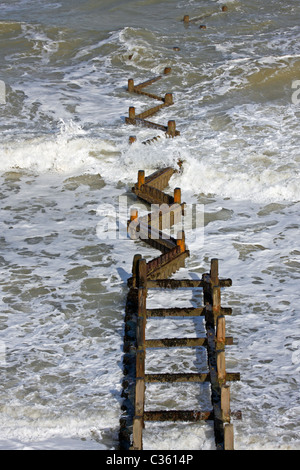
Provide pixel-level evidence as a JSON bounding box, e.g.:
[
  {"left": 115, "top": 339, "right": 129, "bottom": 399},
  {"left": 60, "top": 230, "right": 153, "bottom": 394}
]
[{"left": 0, "top": 0, "right": 299, "bottom": 450}]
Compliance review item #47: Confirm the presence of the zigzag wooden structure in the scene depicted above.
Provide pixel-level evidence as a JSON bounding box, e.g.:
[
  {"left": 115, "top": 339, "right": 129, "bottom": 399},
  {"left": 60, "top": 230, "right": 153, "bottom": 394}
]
[
  {"left": 125, "top": 67, "right": 180, "bottom": 144},
  {"left": 119, "top": 166, "right": 241, "bottom": 451},
  {"left": 120, "top": 9, "right": 240, "bottom": 447}
]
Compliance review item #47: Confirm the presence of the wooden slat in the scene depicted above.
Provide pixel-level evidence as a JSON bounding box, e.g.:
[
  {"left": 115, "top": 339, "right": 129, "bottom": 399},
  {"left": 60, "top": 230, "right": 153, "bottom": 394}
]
[
  {"left": 224, "top": 423, "right": 234, "bottom": 451},
  {"left": 146, "top": 278, "right": 232, "bottom": 288},
  {"left": 146, "top": 338, "right": 207, "bottom": 348},
  {"left": 146, "top": 246, "right": 182, "bottom": 272},
  {"left": 146, "top": 252, "right": 189, "bottom": 281},
  {"left": 146, "top": 307, "right": 232, "bottom": 317},
  {"left": 147, "top": 279, "right": 204, "bottom": 289},
  {"left": 144, "top": 410, "right": 214, "bottom": 422},
  {"left": 132, "top": 416, "right": 143, "bottom": 450},
  {"left": 133, "top": 89, "right": 164, "bottom": 101},
  {"left": 145, "top": 372, "right": 240, "bottom": 383},
  {"left": 144, "top": 167, "right": 176, "bottom": 189},
  {"left": 136, "top": 103, "right": 167, "bottom": 120},
  {"left": 144, "top": 409, "right": 242, "bottom": 422},
  {"left": 145, "top": 337, "right": 234, "bottom": 348},
  {"left": 138, "top": 208, "right": 183, "bottom": 235},
  {"left": 138, "top": 223, "right": 177, "bottom": 249},
  {"left": 134, "top": 75, "right": 163, "bottom": 90},
  {"left": 125, "top": 116, "right": 168, "bottom": 132},
  {"left": 145, "top": 373, "right": 210, "bottom": 383},
  {"left": 146, "top": 307, "right": 205, "bottom": 317},
  {"left": 133, "top": 185, "right": 174, "bottom": 205}
]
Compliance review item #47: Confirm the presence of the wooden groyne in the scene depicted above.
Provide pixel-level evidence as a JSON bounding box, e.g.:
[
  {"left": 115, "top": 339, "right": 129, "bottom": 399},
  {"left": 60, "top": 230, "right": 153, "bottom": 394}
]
[
  {"left": 183, "top": 5, "right": 228, "bottom": 28},
  {"left": 126, "top": 67, "right": 180, "bottom": 144},
  {"left": 119, "top": 169, "right": 241, "bottom": 451},
  {"left": 119, "top": 5, "right": 240, "bottom": 450}
]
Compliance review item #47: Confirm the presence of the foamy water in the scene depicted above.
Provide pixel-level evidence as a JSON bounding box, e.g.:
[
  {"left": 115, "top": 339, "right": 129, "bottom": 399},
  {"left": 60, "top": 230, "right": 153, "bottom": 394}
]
[{"left": 0, "top": 0, "right": 299, "bottom": 450}]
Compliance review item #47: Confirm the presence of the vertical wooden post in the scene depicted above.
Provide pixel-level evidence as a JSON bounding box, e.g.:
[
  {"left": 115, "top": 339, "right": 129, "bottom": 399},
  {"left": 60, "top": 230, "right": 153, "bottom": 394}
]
[
  {"left": 129, "top": 135, "right": 136, "bottom": 144},
  {"left": 176, "top": 230, "right": 185, "bottom": 253},
  {"left": 183, "top": 15, "right": 190, "bottom": 23},
  {"left": 167, "top": 120, "right": 176, "bottom": 137},
  {"left": 174, "top": 187, "right": 181, "bottom": 204},
  {"left": 216, "top": 315, "right": 226, "bottom": 343},
  {"left": 224, "top": 423, "right": 234, "bottom": 450},
  {"left": 136, "top": 348, "right": 145, "bottom": 378},
  {"left": 210, "top": 258, "right": 219, "bottom": 286},
  {"left": 128, "top": 79, "right": 135, "bottom": 92},
  {"left": 129, "top": 106, "right": 136, "bottom": 120},
  {"left": 164, "top": 93, "right": 174, "bottom": 105},
  {"left": 137, "top": 258, "right": 147, "bottom": 289},
  {"left": 133, "top": 276, "right": 147, "bottom": 450},
  {"left": 137, "top": 287, "right": 146, "bottom": 348},
  {"left": 132, "top": 417, "right": 143, "bottom": 450},
  {"left": 135, "top": 379, "right": 145, "bottom": 416},
  {"left": 137, "top": 170, "right": 145, "bottom": 189},
  {"left": 221, "top": 384, "right": 231, "bottom": 423},
  {"left": 217, "top": 350, "right": 226, "bottom": 382},
  {"left": 131, "top": 254, "right": 142, "bottom": 288},
  {"left": 213, "top": 286, "right": 221, "bottom": 316}
]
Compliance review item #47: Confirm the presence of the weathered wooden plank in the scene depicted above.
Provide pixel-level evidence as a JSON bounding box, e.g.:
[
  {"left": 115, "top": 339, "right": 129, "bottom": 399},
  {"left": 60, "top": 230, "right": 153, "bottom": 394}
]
[
  {"left": 145, "top": 373, "right": 210, "bottom": 383},
  {"left": 146, "top": 251, "right": 189, "bottom": 280},
  {"left": 136, "top": 103, "right": 167, "bottom": 120},
  {"left": 132, "top": 416, "right": 143, "bottom": 450},
  {"left": 224, "top": 423, "right": 234, "bottom": 451},
  {"left": 144, "top": 167, "right": 176, "bottom": 189},
  {"left": 145, "top": 372, "right": 240, "bottom": 384},
  {"left": 131, "top": 254, "right": 142, "bottom": 289},
  {"left": 135, "top": 379, "right": 145, "bottom": 416},
  {"left": 137, "top": 258, "right": 147, "bottom": 289},
  {"left": 146, "top": 307, "right": 205, "bottom": 317},
  {"left": 210, "top": 258, "right": 219, "bottom": 286},
  {"left": 144, "top": 409, "right": 241, "bottom": 422},
  {"left": 133, "top": 185, "right": 174, "bottom": 205},
  {"left": 145, "top": 337, "right": 234, "bottom": 348},
  {"left": 146, "top": 338, "right": 208, "bottom": 348},
  {"left": 216, "top": 315, "right": 226, "bottom": 344},
  {"left": 139, "top": 232, "right": 177, "bottom": 253},
  {"left": 144, "top": 410, "right": 214, "bottom": 422},
  {"left": 133, "top": 75, "right": 163, "bottom": 90},
  {"left": 146, "top": 307, "right": 232, "bottom": 317},
  {"left": 147, "top": 279, "right": 205, "bottom": 289},
  {"left": 126, "top": 117, "right": 181, "bottom": 136},
  {"left": 146, "top": 278, "right": 232, "bottom": 288},
  {"left": 205, "top": 298, "right": 227, "bottom": 450},
  {"left": 136, "top": 349, "right": 145, "bottom": 378},
  {"left": 146, "top": 246, "right": 181, "bottom": 273},
  {"left": 133, "top": 89, "right": 164, "bottom": 102},
  {"left": 139, "top": 206, "right": 183, "bottom": 233},
  {"left": 221, "top": 385, "right": 231, "bottom": 423},
  {"left": 138, "top": 223, "right": 177, "bottom": 248},
  {"left": 125, "top": 116, "right": 168, "bottom": 132}
]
